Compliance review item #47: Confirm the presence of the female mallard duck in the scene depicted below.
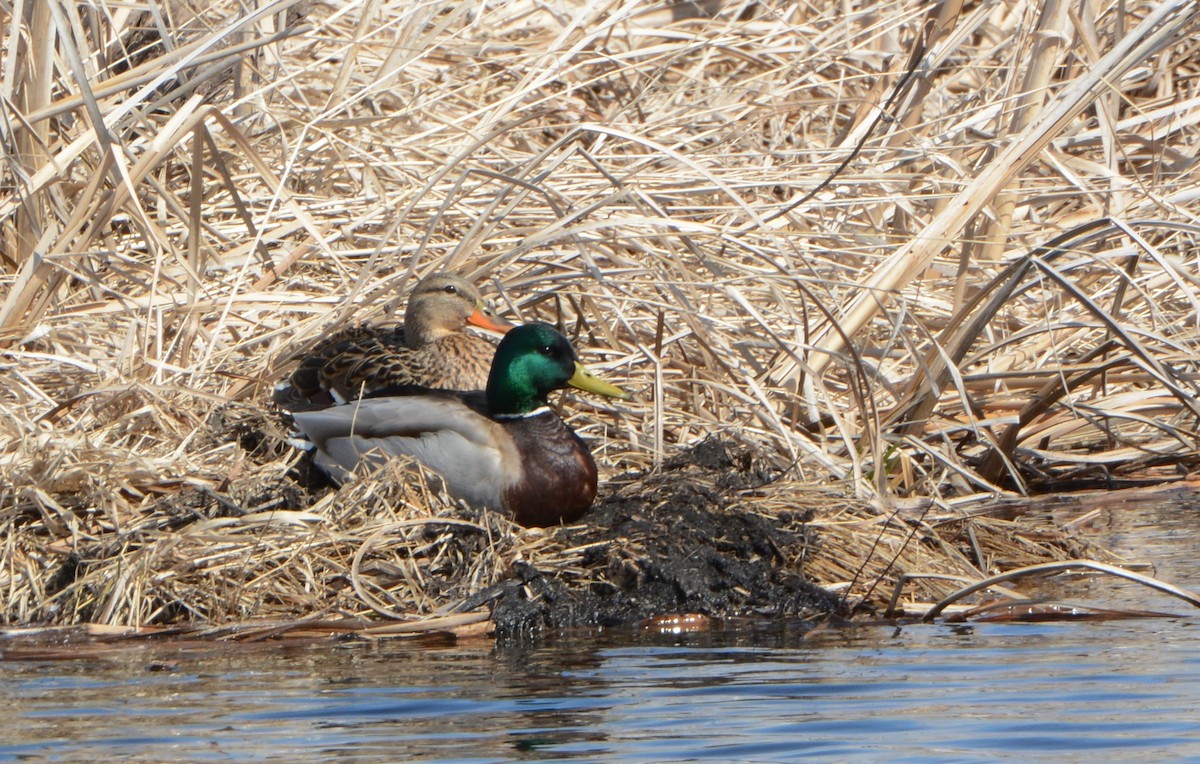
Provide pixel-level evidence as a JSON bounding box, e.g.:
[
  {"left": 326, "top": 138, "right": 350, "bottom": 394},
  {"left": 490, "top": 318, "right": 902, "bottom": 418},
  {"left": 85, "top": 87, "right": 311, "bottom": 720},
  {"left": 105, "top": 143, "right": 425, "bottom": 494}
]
[
  {"left": 291, "top": 322, "right": 629, "bottom": 527},
  {"left": 278, "top": 272, "right": 514, "bottom": 407}
]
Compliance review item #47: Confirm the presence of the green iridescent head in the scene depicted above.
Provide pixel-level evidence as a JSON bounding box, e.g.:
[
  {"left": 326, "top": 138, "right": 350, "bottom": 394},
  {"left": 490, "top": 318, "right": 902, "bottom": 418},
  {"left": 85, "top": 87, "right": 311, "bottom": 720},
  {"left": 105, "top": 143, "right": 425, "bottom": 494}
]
[{"left": 486, "top": 323, "right": 629, "bottom": 415}]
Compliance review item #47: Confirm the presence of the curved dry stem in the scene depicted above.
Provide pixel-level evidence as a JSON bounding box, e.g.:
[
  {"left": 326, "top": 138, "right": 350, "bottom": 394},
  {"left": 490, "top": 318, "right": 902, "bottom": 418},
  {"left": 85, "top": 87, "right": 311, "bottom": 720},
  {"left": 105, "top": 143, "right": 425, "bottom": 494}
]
[
  {"left": 350, "top": 518, "right": 489, "bottom": 621},
  {"left": 922, "top": 559, "right": 1200, "bottom": 622}
]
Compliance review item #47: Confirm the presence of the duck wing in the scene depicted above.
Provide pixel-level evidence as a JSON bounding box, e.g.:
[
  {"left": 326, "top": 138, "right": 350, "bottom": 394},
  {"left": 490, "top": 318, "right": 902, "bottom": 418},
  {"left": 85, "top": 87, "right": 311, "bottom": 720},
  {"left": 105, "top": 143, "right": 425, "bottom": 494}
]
[
  {"left": 275, "top": 326, "right": 408, "bottom": 409},
  {"left": 333, "top": 333, "right": 497, "bottom": 398},
  {"left": 291, "top": 395, "right": 517, "bottom": 509},
  {"left": 280, "top": 331, "right": 498, "bottom": 407}
]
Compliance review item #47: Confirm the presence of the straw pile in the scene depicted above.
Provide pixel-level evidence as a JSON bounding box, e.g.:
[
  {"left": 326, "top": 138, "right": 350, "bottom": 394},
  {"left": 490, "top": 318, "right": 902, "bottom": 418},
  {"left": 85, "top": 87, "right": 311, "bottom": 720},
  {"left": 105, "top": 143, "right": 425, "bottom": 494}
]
[{"left": 1, "top": 0, "right": 1197, "bottom": 635}]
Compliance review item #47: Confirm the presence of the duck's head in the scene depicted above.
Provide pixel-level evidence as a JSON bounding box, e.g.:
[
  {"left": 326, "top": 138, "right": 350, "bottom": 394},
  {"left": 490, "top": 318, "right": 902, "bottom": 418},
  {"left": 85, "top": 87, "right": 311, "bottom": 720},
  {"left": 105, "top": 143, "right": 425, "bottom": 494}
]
[
  {"left": 404, "top": 272, "right": 515, "bottom": 347},
  {"left": 487, "top": 323, "right": 629, "bottom": 415}
]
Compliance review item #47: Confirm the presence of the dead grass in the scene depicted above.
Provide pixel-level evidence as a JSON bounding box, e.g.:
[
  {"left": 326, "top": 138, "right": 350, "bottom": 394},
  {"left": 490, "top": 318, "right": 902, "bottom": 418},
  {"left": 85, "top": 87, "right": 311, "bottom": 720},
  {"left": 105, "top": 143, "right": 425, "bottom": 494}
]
[{"left": 1, "top": 0, "right": 1199, "bottom": 632}]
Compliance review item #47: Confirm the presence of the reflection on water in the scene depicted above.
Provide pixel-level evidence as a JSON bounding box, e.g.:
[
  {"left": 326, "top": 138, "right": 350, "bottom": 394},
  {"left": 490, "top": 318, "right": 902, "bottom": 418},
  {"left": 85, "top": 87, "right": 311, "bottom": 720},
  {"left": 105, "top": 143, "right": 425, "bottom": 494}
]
[{"left": 3, "top": 495, "right": 1200, "bottom": 762}]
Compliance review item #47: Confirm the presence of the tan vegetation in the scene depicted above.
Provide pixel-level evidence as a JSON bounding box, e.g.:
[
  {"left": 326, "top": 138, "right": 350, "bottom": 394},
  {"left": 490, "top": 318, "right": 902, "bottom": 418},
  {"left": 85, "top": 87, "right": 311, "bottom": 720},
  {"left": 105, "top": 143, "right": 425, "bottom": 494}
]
[{"left": 1, "top": 0, "right": 1198, "bottom": 634}]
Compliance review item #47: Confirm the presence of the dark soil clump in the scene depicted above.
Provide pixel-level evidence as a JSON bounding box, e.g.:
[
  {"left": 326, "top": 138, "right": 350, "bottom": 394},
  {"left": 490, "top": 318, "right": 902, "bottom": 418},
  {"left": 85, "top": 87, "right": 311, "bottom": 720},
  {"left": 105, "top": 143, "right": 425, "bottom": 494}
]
[{"left": 488, "top": 438, "right": 839, "bottom": 638}]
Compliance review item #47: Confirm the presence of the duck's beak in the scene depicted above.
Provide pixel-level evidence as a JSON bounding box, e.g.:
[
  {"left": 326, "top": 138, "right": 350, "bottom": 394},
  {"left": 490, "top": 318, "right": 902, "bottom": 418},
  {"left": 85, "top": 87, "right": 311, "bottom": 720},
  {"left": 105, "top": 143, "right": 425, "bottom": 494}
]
[
  {"left": 569, "top": 361, "right": 631, "bottom": 400},
  {"left": 468, "top": 303, "right": 517, "bottom": 335}
]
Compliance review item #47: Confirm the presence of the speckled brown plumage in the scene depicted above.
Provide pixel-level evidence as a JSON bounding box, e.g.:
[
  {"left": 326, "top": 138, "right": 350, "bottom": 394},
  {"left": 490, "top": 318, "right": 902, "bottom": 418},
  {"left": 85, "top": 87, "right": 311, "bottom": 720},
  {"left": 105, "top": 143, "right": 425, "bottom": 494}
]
[
  {"left": 297, "top": 328, "right": 500, "bottom": 401},
  {"left": 277, "top": 273, "right": 512, "bottom": 407}
]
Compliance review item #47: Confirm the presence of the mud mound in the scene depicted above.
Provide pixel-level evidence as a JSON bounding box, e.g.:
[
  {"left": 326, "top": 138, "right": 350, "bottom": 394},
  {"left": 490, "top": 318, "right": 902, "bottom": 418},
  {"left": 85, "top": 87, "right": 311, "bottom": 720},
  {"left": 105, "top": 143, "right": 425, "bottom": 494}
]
[{"left": 485, "top": 439, "right": 839, "bottom": 638}]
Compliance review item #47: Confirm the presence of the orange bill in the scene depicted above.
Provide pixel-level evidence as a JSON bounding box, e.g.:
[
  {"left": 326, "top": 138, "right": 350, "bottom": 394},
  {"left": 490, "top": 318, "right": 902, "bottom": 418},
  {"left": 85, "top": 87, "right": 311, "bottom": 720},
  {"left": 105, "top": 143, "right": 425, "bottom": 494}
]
[{"left": 468, "top": 303, "right": 517, "bottom": 335}]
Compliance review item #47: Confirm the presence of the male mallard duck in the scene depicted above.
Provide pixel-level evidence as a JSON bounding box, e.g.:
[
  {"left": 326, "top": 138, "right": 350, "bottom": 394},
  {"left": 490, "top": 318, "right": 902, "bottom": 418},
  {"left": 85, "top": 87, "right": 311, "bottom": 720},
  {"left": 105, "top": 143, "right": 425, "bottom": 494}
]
[
  {"left": 291, "top": 322, "right": 629, "bottom": 527},
  {"left": 278, "top": 272, "right": 514, "bottom": 407}
]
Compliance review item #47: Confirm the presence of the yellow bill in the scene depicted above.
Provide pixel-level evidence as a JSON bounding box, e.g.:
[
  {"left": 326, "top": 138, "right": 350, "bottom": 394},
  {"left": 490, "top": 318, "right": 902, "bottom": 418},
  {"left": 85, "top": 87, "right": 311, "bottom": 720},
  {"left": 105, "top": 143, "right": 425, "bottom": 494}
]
[{"left": 569, "top": 361, "right": 631, "bottom": 400}]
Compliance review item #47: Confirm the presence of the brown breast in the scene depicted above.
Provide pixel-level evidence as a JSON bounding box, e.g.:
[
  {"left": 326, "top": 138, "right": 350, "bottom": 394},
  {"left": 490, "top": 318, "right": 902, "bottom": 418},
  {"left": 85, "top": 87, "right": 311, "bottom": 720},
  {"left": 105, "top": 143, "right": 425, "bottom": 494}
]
[{"left": 502, "top": 411, "right": 599, "bottom": 528}]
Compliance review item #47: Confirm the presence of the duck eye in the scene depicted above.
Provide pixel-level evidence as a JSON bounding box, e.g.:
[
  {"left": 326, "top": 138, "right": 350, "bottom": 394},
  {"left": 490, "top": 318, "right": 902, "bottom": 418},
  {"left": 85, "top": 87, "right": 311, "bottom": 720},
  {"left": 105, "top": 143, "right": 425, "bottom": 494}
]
[
  {"left": 539, "top": 344, "right": 554, "bottom": 356},
  {"left": 443, "top": 284, "right": 459, "bottom": 295}
]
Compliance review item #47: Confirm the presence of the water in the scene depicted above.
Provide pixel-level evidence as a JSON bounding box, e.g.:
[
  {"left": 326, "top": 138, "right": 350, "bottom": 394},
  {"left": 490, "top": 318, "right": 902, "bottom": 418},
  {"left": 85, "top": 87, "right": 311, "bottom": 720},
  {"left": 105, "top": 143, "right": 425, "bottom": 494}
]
[{"left": 3, "top": 495, "right": 1199, "bottom": 762}]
